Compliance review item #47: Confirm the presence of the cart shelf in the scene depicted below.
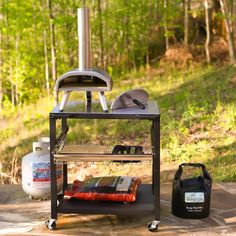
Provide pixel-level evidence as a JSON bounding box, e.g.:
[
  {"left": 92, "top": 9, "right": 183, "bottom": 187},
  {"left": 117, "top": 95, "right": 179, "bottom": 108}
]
[
  {"left": 53, "top": 144, "right": 153, "bottom": 163},
  {"left": 57, "top": 184, "right": 154, "bottom": 215},
  {"left": 50, "top": 100, "right": 160, "bottom": 120}
]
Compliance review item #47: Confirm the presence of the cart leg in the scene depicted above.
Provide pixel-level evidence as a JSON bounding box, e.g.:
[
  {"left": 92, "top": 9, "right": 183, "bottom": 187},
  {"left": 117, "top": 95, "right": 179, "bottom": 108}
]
[
  {"left": 149, "top": 117, "right": 160, "bottom": 232},
  {"left": 151, "top": 126, "right": 155, "bottom": 193},
  {"left": 50, "top": 117, "right": 58, "bottom": 222},
  {"left": 61, "top": 118, "right": 68, "bottom": 192}
]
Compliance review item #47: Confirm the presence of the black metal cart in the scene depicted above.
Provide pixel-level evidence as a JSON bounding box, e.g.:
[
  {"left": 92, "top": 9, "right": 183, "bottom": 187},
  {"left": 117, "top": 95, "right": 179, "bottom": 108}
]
[{"left": 46, "top": 100, "right": 160, "bottom": 232}]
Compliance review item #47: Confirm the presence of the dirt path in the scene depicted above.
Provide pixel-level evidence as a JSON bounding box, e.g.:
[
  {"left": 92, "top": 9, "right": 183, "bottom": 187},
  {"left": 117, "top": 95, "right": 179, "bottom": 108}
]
[{"left": 0, "top": 183, "right": 236, "bottom": 235}]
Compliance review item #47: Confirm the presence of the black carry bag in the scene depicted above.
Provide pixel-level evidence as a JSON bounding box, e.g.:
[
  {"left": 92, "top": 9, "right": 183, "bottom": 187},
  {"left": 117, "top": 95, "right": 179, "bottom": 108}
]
[{"left": 172, "top": 163, "right": 212, "bottom": 219}]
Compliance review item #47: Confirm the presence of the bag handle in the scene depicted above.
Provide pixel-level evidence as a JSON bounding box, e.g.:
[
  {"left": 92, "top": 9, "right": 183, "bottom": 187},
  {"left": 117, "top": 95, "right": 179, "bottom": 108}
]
[{"left": 174, "top": 163, "right": 212, "bottom": 181}]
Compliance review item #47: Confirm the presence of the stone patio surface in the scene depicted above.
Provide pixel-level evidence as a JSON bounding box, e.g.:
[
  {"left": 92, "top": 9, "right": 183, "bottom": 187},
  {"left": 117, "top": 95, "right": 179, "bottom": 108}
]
[{"left": 0, "top": 183, "right": 236, "bottom": 236}]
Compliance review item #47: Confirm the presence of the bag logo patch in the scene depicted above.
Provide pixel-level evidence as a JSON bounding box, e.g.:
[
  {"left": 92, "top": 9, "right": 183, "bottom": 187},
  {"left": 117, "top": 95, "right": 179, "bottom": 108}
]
[{"left": 185, "top": 192, "right": 205, "bottom": 203}]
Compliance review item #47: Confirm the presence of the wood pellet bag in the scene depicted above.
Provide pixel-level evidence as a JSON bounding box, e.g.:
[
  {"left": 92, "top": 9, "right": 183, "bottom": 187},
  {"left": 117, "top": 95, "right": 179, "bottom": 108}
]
[{"left": 64, "top": 176, "right": 141, "bottom": 202}]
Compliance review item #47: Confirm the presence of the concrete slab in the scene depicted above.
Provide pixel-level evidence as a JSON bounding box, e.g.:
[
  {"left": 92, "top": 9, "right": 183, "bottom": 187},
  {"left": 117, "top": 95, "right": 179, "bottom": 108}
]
[{"left": 0, "top": 183, "right": 236, "bottom": 235}]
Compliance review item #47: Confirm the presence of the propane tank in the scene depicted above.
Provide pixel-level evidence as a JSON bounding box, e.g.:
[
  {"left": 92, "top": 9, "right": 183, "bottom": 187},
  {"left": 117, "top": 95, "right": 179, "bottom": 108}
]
[
  {"left": 22, "top": 138, "right": 63, "bottom": 199},
  {"left": 38, "top": 137, "right": 50, "bottom": 152}
]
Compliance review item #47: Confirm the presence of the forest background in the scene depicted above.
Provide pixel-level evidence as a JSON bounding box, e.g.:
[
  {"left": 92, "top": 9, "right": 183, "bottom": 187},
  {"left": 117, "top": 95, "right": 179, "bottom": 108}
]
[{"left": 0, "top": 0, "right": 235, "bottom": 184}]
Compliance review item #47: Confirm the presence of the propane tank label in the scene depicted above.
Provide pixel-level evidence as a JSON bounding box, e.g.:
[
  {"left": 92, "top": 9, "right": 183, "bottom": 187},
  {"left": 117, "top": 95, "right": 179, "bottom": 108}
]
[
  {"left": 185, "top": 192, "right": 205, "bottom": 203},
  {"left": 32, "top": 162, "right": 62, "bottom": 182}
]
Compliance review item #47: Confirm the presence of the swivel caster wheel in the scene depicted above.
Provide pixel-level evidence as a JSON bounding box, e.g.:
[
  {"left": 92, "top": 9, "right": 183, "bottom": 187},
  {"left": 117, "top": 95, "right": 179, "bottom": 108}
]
[
  {"left": 147, "top": 220, "right": 159, "bottom": 232},
  {"left": 29, "top": 196, "right": 37, "bottom": 200},
  {"left": 45, "top": 219, "right": 56, "bottom": 230}
]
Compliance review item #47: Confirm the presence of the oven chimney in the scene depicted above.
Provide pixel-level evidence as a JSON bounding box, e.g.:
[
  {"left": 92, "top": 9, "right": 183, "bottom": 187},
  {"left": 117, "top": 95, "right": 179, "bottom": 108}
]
[{"left": 78, "top": 8, "right": 92, "bottom": 69}]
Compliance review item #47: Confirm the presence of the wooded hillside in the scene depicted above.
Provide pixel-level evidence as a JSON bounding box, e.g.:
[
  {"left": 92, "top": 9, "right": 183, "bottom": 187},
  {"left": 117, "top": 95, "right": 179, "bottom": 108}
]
[{"left": 0, "top": 0, "right": 236, "bottom": 116}]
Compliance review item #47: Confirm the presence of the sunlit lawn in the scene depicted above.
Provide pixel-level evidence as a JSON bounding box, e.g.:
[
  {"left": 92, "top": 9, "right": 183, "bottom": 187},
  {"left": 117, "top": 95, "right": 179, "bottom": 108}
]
[{"left": 0, "top": 64, "right": 236, "bottom": 183}]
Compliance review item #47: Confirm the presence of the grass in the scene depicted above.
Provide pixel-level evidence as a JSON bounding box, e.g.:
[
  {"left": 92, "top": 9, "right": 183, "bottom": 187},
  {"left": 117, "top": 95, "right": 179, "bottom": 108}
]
[{"left": 0, "top": 63, "right": 236, "bottom": 183}]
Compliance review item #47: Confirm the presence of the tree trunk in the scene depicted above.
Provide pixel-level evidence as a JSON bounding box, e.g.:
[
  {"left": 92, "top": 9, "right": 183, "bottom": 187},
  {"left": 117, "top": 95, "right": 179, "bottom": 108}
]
[
  {"left": 146, "top": 51, "right": 150, "bottom": 70},
  {"left": 0, "top": 17, "right": 3, "bottom": 118},
  {"left": 124, "top": 0, "right": 136, "bottom": 70},
  {"left": 104, "top": 0, "right": 108, "bottom": 69},
  {"left": 234, "top": 0, "right": 236, "bottom": 33},
  {"left": 97, "top": 0, "right": 104, "bottom": 68},
  {"left": 204, "top": 0, "right": 211, "bottom": 63},
  {"left": 219, "top": 0, "right": 236, "bottom": 64},
  {"left": 15, "top": 34, "right": 19, "bottom": 105},
  {"left": 184, "top": 0, "right": 191, "bottom": 49},
  {"left": 164, "top": 0, "right": 169, "bottom": 50},
  {"left": 10, "top": 63, "right": 15, "bottom": 109},
  {"left": 124, "top": 0, "right": 130, "bottom": 61},
  {"left": 44, "top": 30, "right": 50, "bottom": 97},
  {"left": 48, "top": 0, "right": 57, "bottom": 104}
]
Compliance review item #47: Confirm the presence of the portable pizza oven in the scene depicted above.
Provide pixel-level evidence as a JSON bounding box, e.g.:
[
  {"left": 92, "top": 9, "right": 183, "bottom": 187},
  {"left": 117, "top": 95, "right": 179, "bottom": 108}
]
[{"left": 55, "top": 8, "right": 112, "bottom": 112}]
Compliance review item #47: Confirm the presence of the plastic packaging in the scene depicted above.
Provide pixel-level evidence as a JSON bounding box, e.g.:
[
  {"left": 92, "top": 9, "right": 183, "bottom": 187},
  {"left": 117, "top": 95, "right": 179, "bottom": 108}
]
[{"left": 64, "top": 176, "right": 141, "bottom": 202}]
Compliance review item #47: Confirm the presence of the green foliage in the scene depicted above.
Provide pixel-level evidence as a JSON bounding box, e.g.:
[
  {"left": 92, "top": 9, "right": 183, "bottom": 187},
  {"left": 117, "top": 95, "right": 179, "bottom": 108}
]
[{"left": 0, "top": 0, "right": 188, "bottom": 111}]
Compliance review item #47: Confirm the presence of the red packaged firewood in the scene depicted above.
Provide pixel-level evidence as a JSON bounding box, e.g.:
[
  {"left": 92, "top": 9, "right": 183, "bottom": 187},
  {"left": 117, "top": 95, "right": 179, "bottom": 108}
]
[{"left": 64, "top": 176, "right": 141, "bottom": 202}]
